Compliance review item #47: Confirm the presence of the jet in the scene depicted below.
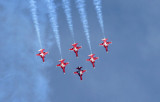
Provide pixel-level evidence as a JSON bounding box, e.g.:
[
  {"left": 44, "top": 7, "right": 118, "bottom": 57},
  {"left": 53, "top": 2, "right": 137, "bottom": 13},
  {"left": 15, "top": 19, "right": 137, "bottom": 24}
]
[
  {"left": 56, "top": 59, "right": 69, "bottom": 74},
  {"left": 86, "top": 54, "right": 99, "bottom": 68},
  {"left": 69, "top": 43, "right": 82, "bottom": 57},
  {"left": 74, "top": 66, "right": 86, "bottom": 80},
  {"left": 36, "top": 49, "right": 48, "bottom": 62},
  {"left": 99, "top": 38, "right": 112, "bottom": 53}
]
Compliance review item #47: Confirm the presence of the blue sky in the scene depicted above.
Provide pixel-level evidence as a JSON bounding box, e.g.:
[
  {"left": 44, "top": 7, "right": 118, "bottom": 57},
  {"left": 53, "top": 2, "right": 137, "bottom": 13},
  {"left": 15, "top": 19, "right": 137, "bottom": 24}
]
[{"left": 0, "top": 0, "right": 160, "bottom": 102}]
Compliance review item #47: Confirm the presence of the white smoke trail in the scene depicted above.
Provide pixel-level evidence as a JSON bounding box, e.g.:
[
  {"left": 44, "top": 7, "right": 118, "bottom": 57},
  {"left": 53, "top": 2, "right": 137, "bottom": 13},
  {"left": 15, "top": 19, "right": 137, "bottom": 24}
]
[
  {"left": 62, "top": 0, "right": 75, "bottom": 42},
  {"left": 46, "top": 0, "right": 62, "bottom": 57},
  {"left": 76, "top": 0, "right": 92, "bottom": 53},
  {"left": 30, "top": 0, "right": 42, "bottom": 49},
  {"left": 93, "top": 0, "right": 105, "bottom": 37}
]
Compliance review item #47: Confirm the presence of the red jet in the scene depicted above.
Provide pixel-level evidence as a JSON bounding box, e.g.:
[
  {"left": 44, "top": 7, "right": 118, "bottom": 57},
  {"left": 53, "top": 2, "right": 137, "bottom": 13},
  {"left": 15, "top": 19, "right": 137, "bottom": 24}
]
[
  {"left": 69, "top": 43, "right": 82, "bottom": 57},
  {"left": 86, "top": 54, "right": 99, "bottom": 68},
  {"left": 36, "top": 49, "right": 48, "bottom": 62},
  {"left": 99, "top": 38, "right": 112, "bottom": 53},
  {"left": 56, "top": 59, "right": 69, "bottom": 74},
  {"left": 74, "top": 66, "right": 86, "bottom": 80}
]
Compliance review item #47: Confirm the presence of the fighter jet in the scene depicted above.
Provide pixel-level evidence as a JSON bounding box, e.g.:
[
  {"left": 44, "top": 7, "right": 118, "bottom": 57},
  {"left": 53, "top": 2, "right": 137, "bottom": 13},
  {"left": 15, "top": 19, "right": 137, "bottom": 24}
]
[
  {"left": 74, "top": 66, "right": 86, "bottom": 80},
  {"left": 69, "top": 43, "right": 82, "bottom": 57},
  {"left": 86, "top": 54, "right": 99, "bottom": 68},
  {"left": 56, "top": 59, "right": 69, "bottom": 74},
  {"left": 36, "top": 49, "right": 48, "bottom": 62},
  {"left": 99, "top": 38, "right": 112, "bottom": 53}
]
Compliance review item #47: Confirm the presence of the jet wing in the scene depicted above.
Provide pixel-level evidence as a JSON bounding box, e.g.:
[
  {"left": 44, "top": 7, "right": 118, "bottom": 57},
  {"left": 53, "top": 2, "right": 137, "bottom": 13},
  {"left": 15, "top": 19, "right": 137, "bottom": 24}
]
[
  {"left": 69, "top": 48, "right": 74, "bottom": 50},
  {"left": 86, "top": 59, "right": 90, "bottom": 61},
  {"left": 99, "top": 43, "right": 103, "bottom": 45},
  {"left": 82, "top": 70, "right": 86, "bottom": 73},
  {"left": 94, "top": 57, "right": 99, "bottom": 60},
  {"left": 74, "top": 72, "right": 78, "bottom": 74},
  {"left": 36, "top": 53, "right": 41, "bottom": 56},
  {"left": 44, "top": 52, "right": 48, "bottom": 55},
  {"left": 56, "top": 64, "right": 61, "bottom": 67}
]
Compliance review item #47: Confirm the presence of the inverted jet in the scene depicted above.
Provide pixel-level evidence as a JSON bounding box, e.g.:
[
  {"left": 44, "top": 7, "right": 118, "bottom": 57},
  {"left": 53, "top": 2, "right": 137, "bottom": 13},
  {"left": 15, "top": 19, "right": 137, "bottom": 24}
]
[{"left": 74, "top": 66, "right": 86, "bottom": 80}]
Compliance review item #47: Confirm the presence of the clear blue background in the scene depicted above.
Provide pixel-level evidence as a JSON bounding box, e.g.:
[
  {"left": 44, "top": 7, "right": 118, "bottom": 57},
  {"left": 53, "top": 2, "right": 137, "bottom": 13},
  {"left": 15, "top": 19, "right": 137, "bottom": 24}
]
[{"left": 0, "top": 0, "right": 160, "bottom": 102}]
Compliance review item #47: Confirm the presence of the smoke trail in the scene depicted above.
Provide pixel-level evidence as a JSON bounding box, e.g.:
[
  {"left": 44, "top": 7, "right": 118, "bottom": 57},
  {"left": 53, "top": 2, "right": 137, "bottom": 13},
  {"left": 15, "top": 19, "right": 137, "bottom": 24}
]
[
  {"left": 46, "top": 0, "right": 62, "bottom": 57},
  {"left": 30, "top": 0, "right": 42, "bottom": 49},
  {"left": 93, "top": 0, "right": 105, "bottom": 36},
  {"left": 76, "top": 0, "right": 92, "bottom": 53},
  {"left": 62, "top": 0, "right": 75, "bottom": 42}
]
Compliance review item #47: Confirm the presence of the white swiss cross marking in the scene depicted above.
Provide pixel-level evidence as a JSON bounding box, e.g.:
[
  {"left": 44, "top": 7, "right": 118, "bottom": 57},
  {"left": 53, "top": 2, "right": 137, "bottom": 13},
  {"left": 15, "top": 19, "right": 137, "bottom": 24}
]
[
  {"left": 104, "top": 42, "right": 108, "bottom": 47},
  {"left": 40, "top": 53, "right": 44, "bottom": 57},
  {"left": 90, "top": 58, "right": 95, "bottom": 62},
  {"left": 61, "top": 63, "right": 65, "bottom": 67},
  {"left": 74, "top": 47, "right": 78, "bottom": 51}
]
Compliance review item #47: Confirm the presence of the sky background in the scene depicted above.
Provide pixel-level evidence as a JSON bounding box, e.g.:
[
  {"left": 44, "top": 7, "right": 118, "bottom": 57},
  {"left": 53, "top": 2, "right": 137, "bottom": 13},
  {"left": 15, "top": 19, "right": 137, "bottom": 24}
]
[{"left": 0, "top": 0, "right": 160, "bottom": 102}]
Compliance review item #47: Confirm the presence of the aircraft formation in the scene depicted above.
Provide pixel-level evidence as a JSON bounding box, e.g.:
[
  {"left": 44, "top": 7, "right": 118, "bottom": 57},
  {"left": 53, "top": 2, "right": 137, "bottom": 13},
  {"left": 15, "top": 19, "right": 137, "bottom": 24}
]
[
  {"left": 36, "top": 39, "right": 112, "bottom": 80},
  {"left": 30, "top": 0, "right": 112, "bottom": 80}
]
